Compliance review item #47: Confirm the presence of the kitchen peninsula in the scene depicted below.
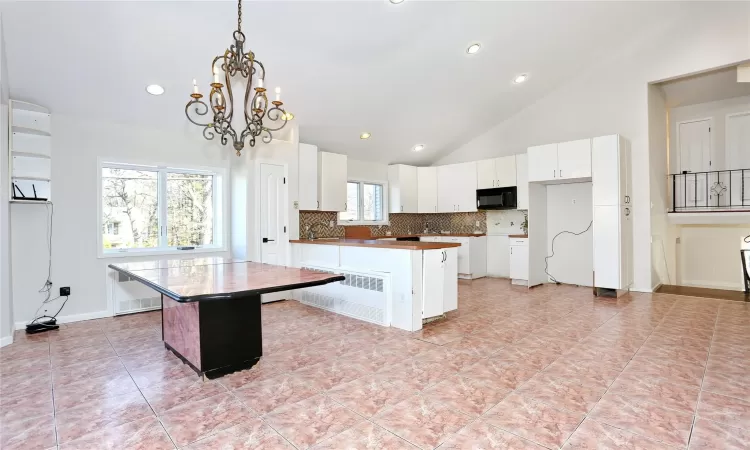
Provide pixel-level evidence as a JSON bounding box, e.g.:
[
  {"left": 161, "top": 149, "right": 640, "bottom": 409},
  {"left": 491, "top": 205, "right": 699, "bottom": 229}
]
[{"left": 291, "top": 238, "right": 461, "bottom": 331}]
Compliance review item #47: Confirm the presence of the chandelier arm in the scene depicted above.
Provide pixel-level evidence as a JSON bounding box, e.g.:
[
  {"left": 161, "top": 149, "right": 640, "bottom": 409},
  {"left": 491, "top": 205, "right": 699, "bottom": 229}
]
[
  {"left": 184, "top": 99, "right": 212, "bottom": 127},
  {"left": 262, "top": 106, "right": 289, "bottom": 132},
  {"left": 260, "top": 128, "right": 273, "bottom": 144}
]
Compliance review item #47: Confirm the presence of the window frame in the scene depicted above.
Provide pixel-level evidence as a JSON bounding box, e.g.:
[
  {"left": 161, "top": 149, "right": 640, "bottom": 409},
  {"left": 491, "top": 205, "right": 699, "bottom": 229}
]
[
  {"left": 97, "top": 158, "right": 228, "bottom": 258},
  {"left": 337, "top": 179, "right": 389, "bottom": 226}
]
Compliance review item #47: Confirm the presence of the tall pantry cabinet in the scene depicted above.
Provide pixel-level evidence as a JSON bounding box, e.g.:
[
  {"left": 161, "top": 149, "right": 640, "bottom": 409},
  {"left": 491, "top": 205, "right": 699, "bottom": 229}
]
[{"left": 592, "top": 135, "right": 632, "bottom": 290}]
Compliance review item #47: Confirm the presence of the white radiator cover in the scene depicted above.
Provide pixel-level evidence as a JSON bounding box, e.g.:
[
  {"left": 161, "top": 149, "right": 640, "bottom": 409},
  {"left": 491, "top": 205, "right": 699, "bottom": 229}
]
[{"left": 298, "top": 265, "right": 391, "bottom": 326}]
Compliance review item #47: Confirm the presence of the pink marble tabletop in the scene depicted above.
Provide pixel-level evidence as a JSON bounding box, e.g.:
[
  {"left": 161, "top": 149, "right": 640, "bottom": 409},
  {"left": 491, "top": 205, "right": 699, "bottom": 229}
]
[
  {"left": 109, "top": 260, "right": 343, "bottom": 302},
  {"left": 112, "top": 257, "right": 246, "bottom": 272}
]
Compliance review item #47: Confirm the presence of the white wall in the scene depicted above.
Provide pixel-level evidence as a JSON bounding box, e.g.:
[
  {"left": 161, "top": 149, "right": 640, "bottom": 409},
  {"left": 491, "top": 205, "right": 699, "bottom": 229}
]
[
  {"left": 11, "top": 115, "right": 233, "bottom": 326},
  {"left": 669, "top": 95, "right": 750, "bottom": 173},
  {"left": 677, "top": 224, "right": 750, "bottom": 290},
  {"left": 487, "top": 210, "right": 525, "bottom": 235},
  {"left": 348, "top": 158, "right": 388, "bottom": 182},
  {"left": 0, "top": 14, "right": 12, "bottom": 345},
  {"left": 648, "top": 84, "right": 676, "bottom": 288},
  {"left": 545, "top": 183, "right": 593, "bottom": 287},
  {"left": 437, "top": 3, "right": 750, "bottom": 291}
]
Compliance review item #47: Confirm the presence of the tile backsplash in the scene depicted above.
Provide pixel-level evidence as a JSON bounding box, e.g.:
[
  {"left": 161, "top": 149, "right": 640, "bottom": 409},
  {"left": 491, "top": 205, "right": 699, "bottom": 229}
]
[
  {"left": 299, "top": 211, "right": 487, "bottom": 239},
  {"left": 486, "top": 210, "right": 527, "bottom": 235}
]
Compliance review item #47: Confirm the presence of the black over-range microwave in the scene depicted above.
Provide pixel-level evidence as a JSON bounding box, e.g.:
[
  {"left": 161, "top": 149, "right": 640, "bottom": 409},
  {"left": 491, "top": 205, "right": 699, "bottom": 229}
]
[{"left": 476, "top": 186, "right": 517, "bottom": 210}]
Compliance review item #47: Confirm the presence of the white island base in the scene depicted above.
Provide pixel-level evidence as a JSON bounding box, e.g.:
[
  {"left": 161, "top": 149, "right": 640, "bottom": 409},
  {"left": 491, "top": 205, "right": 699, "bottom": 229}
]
[{"left": 291, "top": 241, "right": 458, "bottom": 332}]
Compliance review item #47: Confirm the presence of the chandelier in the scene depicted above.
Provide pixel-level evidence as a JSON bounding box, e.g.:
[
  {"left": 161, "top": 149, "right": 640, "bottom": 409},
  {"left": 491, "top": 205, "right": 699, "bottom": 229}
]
[{"left": 185, "top": 0, "right": 288, "bottom": 156}]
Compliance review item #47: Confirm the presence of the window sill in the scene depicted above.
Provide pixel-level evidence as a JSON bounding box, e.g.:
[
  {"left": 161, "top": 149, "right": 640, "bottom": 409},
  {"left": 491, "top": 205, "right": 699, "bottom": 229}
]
[{"left": 98, "top": 246, "right": 227, "bottom": 259}]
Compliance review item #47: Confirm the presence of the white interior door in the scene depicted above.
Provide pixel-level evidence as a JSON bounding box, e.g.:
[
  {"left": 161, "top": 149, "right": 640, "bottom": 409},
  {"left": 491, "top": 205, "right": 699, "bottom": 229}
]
[
  {"left": 260, "top": 163, "right": 286, "bottom": 303},
  {"left": 678, "top": 120, "right": 711, "bottom": 208},
  {"left": 727, "top": 112, "right": 750, "bottom": 207}
]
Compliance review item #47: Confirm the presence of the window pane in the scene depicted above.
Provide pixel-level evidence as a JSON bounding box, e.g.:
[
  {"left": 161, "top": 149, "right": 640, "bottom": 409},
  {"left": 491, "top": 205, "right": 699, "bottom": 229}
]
[
  {"left": 339, "top": 182, "right": 359, "bottom": 221},
  {"left": 167, "top": 172, "right": 214, "bottom": 247},
  {"left": 102, "top": 168, "right": 159, "bottom": 249},
  {"left": 362, "top": 183, "right": 383, "bottom": 221}
]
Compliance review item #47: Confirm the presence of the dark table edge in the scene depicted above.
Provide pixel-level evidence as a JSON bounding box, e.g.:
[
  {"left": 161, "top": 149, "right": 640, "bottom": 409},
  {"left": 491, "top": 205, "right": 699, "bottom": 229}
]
[{"left": 108, "top": 264, "right": 345, "bottom": 303}]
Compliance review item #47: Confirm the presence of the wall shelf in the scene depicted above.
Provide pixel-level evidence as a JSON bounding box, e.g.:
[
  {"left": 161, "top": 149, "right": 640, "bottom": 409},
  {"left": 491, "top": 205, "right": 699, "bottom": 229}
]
[{"left": 8, "top": 100, "right": 51, "bottom": 202}]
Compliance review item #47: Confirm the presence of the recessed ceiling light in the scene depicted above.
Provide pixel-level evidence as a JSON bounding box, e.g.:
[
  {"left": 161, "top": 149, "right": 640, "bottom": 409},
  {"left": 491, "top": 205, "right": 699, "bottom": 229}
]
[
  {"left": 466, "top": 43, "right": 481, "bottom": 55},
  {"left": 389, "top": 0, "right": 404, "bottom": 3},
  {"left": 513, "top": 74, "right": 528, "bottom": 84},
  {"left": 413, "top": 144, "right": 425, "bottom": 152},
  {"left": 145, "top": 84, "right": 164, "bottom": 96},
  {"left": 360, "top": 132, "right": 371, "bottom": 140}
]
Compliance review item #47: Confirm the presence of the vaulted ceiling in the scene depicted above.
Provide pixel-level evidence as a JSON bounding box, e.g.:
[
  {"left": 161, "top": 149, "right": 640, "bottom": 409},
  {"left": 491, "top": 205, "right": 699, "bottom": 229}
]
[{"left": 1, "top": 1, "right": 679, "bottom": 164}]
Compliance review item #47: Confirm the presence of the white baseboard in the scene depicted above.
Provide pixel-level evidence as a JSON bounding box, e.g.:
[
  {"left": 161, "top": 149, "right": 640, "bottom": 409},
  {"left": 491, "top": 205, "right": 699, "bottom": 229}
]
[
  {"left": 15, "top": 309, "right": 111, "bottom": 330},
  {"left": 680, "top": 280, "right": 744, "bottom": 292},
  {"left": 0, "top": 335, "right": 13, "bottom": 348}
]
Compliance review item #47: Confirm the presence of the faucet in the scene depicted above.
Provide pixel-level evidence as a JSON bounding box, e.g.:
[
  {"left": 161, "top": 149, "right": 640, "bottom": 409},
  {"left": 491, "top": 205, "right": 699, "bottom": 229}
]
[{"left": 307, "top": 222, "right": 328, "bottom": 240}]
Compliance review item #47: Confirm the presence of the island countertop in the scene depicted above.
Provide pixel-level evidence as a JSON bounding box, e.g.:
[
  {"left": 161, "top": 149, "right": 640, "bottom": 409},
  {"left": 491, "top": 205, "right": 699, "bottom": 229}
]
[{"left": 290, "top": 238, "right": 462, "bottom": 250}]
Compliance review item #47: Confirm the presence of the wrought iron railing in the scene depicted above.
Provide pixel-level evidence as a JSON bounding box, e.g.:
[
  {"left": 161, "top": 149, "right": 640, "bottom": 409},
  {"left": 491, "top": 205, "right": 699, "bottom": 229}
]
[{"left": 671, "top": 169, "right": 750, "bottom": 212}]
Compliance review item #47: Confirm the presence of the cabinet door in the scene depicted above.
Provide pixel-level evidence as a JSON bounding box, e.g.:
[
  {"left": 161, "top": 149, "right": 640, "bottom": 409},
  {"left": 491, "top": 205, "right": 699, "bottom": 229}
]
[
  {"left": 457, "top": 161, "right": 478, "bottom": 212},
  {"left": 298, "top": 143, "right": 318, "bottom": 210},
  {"left": 593, "top": 205, "right": 620, "bottom": 289},
  {"left": 528, "top": 144, "right": 558, "bottom": 182},
  {"left": 592, "top": 135, "right": 619, "bottom": 206},
  {"left": 437, "top": 165, "right": 458, "bottom": 212},
  {"left": 389, "top": 165, "right": 418, "bottom": 213},
  {"left": 455, "top": 239, "right": 471, "bottom": 276},
  {"left": 558, "top": 139, "right": 591, "bottom": 180},
  {"left": 621, "top": 204, "right": 633, "bottom": 288},
  {"left": 487, "top": 236, "right": 510, "bottom": 277},
  {"left": 417, "top": 167, "right": 438, "bottom": 213},
  {"left": 422, "top": 250, "right": 445, "bottom": 319},
  {"left": 620, "top": 136, "right": 632, "bottom": 205},
  {"left": 515, "top": 153, "right": 529, "bottom": 210},
  {"left": 495, "top": 155, "right": 517, "bottom": 187},
  {"left": 509, "top": 245, "right": 528, "bottom": 280},
  {"left": 477, "top": 159, "right": 496, "bottom": 189},
  {"left": 318, "top": 152, "right": 348, "bottom": 211},
  {"left": 443, "top": 248, "right": 458, "bottom": 312}
]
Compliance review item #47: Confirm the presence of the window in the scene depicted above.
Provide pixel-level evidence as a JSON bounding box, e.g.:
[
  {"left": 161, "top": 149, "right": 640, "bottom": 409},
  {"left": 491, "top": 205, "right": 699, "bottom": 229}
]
[
  {"left": 338, "top": 180, "right": 387, "bottom": 225},
  {"left": 100, "top": 162, "right": 224, "bottom": 255}
]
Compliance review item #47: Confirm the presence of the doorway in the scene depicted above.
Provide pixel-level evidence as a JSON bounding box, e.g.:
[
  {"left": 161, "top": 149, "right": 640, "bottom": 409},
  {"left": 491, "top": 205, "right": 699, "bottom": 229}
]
[
  {"left": 258, "top": 162, "right": 287, "bottom": 303},
  {"left": 677, "top": 119, "right": 711, "bottom": 208}
]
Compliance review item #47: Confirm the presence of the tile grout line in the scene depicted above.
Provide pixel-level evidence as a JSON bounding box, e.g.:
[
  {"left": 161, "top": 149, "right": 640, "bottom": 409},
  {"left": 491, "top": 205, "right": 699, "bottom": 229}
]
[
  {"left": 101, "top": 322, "right": 181, "bottom": 450},
  {"left": 685, "top": 301, "right": 722, "bottom": 449}
]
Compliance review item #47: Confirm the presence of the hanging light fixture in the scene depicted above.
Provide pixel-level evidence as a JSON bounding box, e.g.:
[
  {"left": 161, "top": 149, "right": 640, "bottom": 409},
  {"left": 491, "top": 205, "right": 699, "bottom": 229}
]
[{"left": 185, "top": 0, "right": 288, "bottom": 156}]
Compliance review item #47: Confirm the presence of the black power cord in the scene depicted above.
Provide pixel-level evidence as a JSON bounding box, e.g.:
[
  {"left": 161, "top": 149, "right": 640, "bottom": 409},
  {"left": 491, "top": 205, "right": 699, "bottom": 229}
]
[{"left": 544, "top": 220, "right": 593, "bottom": 284}]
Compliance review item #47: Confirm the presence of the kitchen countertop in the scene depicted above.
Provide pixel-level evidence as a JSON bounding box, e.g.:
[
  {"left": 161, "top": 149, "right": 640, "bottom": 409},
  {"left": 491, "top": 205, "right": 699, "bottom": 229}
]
[
  {"left": 509, "top": 234, "right": 529, "bottom": 239},
  {"left": 290, "top": 238, "right": 462, "bottom": 250},
  {"left": 372, "top": 233, "right": 486, "bottom": 239}
]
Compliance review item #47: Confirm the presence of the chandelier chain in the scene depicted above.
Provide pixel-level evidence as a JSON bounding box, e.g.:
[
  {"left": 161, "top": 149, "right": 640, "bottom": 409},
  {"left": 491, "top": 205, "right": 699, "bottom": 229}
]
[{"left": 237, "top": 0, "right": 242, "bottom": 32}]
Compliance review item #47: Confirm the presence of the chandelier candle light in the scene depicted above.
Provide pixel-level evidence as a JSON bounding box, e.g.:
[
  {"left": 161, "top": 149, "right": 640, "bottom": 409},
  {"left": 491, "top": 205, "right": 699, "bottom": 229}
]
[{"left": 185, "top": 0, "right": 288, "bottom": 156}]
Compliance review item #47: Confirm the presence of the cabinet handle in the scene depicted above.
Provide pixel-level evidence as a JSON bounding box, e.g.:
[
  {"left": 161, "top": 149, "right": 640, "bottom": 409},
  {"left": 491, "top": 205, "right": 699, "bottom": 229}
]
[
  {"left": 401, "top": 205, "right": 403, "bottom": 212},
  {"left": 316, "top": 200, "right": 319, "bottom": 210},
  {"left": 511, "top": 247, "right": 513, "bottom": 254},
  {"left": 559, "top": 169, "right": 562, "bottom": 178},
  {"left": 434, "top": 205, "right": 437, "bottom": 212},
  {"left": 553, "top": 169, "right": 556, "bottom": 178}
]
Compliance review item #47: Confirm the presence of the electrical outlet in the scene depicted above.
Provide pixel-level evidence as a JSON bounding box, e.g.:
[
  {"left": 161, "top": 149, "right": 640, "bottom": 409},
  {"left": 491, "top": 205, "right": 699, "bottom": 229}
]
[
  {"left": 329, "top": 220, "right": 334, "bottom": 227},
  {"left": 60, "top": 287, "right": 71, "bottom": 296},
  {"left": 475, "top": 221, "right": 480, "bottom": 227}
]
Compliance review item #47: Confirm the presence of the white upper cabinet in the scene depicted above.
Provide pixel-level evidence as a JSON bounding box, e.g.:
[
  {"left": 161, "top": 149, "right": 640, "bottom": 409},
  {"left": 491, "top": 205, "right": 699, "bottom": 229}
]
[
  {"left": 298, "top": 143, "right": 318, "bottom": 210},
  {"left": 477, "top": 159, "right": 496, "bottom": 189},
  {"left": 528, "top": 144, "right": 558, "bottom": 182},
  {"left": 438, "top": 162, "right": 477, "bottom": 212},
  {"left": 388, "top": 165, "right": 418, "bottom": 213},
  {"left": 495, "top": 155, "right": 517, "bottom": 188},
  {"left": 592, "top": 135, "right": 631, "bottom": 207},
  {"left": 515, "top": 153, "right": 529, "bottom": 210},
  {"left": 317, "top": 151, "right": 347, "bottom": 212},
  {"left": 528, "top": 139, "right": 592, "bottom": 183},
  {"left": 557, "top": 139, "right": 592, "bottom": 180},
  {"left": 417, "top": 166, "right": 438, "bottom": 213},
  {"left": 457, "top": 161, "right": 478, "bottom": 212},
  {"left": 477, "top": 156, "right": 517, "bottom": 189}
]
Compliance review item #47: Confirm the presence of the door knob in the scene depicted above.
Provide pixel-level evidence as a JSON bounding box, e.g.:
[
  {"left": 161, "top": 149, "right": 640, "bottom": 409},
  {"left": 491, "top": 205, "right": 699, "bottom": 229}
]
[{"left": 262, "top": 238, "right": 275, "bottom": 243}]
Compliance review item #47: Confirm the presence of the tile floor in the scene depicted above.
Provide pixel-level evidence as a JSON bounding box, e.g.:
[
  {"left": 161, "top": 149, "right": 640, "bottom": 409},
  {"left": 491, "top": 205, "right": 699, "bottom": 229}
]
[{"left": 1, "top": 279, "right": 749, "bottom": 449}]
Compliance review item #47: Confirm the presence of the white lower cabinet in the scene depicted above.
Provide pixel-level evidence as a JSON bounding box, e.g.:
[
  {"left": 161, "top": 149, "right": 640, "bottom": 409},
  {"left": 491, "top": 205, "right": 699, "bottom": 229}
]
[
  {"left": 420, "top": 236, "right": 486, "bottom": 279},
  {"left": 422, "top": 247, "right": 458, "bottom": 318},
  {"left": 509, "top": 238, "right": 529, "bottom": 283}
]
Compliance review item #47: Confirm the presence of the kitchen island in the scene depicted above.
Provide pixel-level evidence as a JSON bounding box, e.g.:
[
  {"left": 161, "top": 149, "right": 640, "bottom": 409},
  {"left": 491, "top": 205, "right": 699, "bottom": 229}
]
[{"left": 291, "top": 239, "right": 461, "bottom": 331}]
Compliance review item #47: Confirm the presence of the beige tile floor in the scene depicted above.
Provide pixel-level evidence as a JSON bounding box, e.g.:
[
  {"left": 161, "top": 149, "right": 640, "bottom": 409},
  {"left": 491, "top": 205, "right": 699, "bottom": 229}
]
[{"left": 1, "top": 279, "right": 749, "bottom": 449}]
